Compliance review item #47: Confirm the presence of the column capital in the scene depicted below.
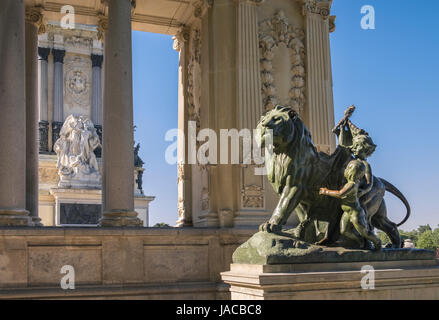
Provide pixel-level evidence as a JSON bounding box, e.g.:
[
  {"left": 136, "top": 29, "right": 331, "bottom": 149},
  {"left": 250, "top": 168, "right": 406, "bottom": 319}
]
[
  {"left": 300, "top": 0, "right": 333, "bottom": 19},
  {"left": 193, "top": 0, "right": 213, "bottom": 19},
  {"left": 97, "top": 14, "right": 108, "bottom": 41},
  {"left": 25, "top": 6, "right": 46, "bottom": 34},
  {"left": 52, "top": 49, "right": 66, "bottom": 64},
  {"left": 91, "top": 54, "right": 104, "bottom": 68},
  {"left": 38, "top": 47, "right": 50, "bottom": 61},
  {"left": 172, "top": 26, "right": 190, "bottom": 52}
]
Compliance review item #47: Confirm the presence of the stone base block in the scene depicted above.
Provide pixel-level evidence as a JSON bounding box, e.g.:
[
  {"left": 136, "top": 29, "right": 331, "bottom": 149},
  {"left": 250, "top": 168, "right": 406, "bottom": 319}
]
[
  {"left": 221, "top": 259, "right": 439, "bottom": 300},
  {"left": 99, "top": 210, "right": 143, "bottom": 227},
  {"left": 0, "top": 209, "right": 32, "bottom": 226}
]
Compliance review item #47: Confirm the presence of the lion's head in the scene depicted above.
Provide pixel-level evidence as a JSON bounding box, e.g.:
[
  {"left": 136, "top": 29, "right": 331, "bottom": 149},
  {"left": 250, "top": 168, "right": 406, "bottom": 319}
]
[{"left": 256, "top": 105, "right": 300, "bottom": 153}]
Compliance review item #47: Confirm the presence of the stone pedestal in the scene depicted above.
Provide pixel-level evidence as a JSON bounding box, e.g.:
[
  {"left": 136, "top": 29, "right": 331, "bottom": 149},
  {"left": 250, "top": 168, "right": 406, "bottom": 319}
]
[{"left": 222, "top": 259, "right": 439, "bottom": 300}]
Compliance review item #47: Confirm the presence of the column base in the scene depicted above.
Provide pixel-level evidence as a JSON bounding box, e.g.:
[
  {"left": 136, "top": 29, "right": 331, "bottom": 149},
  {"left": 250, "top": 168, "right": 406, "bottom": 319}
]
[
  {"left": 175, "top": 217, "right": 193, "bottom": 228},
  {"left": 99, "top": 210, "right": 142, "bottom": 227},
  {"left": 0, "top": 209, "right": 32, "bottom": 226},
  {"left": 31, "top": 216, "right": 44, "bottom": 227}
]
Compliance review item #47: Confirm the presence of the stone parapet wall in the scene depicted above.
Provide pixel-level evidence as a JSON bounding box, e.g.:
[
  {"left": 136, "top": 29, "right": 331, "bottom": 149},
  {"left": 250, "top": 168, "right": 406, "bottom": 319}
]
[{"left": 0, "top": 227, "right": 254, "bottom": 299}]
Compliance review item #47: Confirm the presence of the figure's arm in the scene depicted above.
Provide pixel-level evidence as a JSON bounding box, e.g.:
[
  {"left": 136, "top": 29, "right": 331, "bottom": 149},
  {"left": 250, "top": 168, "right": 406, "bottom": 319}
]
[{"left": 320, "top": 182, "right": 355, "bottom": 199}]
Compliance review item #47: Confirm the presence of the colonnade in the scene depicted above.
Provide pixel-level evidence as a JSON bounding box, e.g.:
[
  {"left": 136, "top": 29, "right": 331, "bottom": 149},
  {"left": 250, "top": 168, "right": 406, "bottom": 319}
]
[{"left": 0, "top": 0, "right": 139, "bottom": 227}]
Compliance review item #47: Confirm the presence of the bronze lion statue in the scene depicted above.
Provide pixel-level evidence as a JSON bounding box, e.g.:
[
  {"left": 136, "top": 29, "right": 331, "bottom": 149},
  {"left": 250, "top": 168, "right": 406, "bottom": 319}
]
[{"left": 257, "top": 105, "right": 410, "bottom": 248}]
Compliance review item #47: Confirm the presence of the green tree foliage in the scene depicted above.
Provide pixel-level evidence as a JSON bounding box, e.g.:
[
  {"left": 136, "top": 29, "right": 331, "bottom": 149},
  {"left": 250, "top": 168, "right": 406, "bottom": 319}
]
[
  {"left": 378, "top": 225, "right": 439, "bottom": 251},
  {"left": 417, "top": 224, "right": 432, "bottom": 234},
  {"left": 153, "top": 223, "right": 171, "bottom": 228},
  {"left": 417, "top": 230, "right": 439, "bottom": 251}
]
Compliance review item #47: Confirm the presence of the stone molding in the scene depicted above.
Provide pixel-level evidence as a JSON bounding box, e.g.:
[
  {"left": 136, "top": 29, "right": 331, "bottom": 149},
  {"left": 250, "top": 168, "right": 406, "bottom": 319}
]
[
  {"left": 25, "top": 6, "right": 46, "bottom": 34},
  {"left": 259, "top": 10, "right": 306, "bottom": 112}
]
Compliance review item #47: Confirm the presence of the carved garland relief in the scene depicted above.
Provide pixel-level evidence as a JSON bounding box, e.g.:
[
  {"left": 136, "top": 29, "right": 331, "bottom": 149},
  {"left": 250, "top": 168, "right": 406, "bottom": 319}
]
[{"left": 259, "top": 10, "right": 306, "bottom": 113}]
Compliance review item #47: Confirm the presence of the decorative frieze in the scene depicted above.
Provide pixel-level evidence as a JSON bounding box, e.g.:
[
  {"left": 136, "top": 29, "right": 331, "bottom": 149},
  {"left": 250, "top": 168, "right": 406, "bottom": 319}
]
[{"left": 259, "top": 10, "right": 306, "bottom": 113}]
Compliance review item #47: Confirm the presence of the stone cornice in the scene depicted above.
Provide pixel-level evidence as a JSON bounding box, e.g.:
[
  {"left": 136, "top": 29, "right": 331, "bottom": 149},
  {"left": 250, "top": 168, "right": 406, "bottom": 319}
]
[{"left": 25, "top": 6, "right": 46, "bottom": 34}]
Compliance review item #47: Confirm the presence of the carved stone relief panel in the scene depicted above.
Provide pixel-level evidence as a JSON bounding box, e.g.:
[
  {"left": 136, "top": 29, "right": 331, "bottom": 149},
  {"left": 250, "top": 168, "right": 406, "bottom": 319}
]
[
  {"left": 259, "top": 10, "right": 306, "bottom": 113},
  {"left": 63, "top": 54, "right": 92, "bottom": 119}
]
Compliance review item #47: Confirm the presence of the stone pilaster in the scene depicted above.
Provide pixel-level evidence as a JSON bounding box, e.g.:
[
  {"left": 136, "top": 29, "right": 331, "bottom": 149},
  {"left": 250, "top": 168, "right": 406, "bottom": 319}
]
[
  {"left": 91, "top": 54, "right": 104, "bottom": 125},
  {"left": 25, "top": 6, "right": 44, "bottom": 226},
  {"left": 0, "top": 0, "right": 32, "bottom": 226},
  {"left": 236, "top": 0, "right": 263, "bottom": 130},
  {"left": 173, "top": 27, "right": 193, "bottom": 227},
  {"left": 301, "top": 0, "right": 336, "bottom": 154},
  {"left": 100, "top": 0, "right": 142, "bottom": 227},
  {"left": 235, "top": 0, "right": 267, "bottom": 226}
]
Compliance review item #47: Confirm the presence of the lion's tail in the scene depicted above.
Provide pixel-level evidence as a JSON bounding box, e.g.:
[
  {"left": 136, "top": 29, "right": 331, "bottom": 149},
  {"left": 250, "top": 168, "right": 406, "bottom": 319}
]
[{"left": 380, "top": 177, "right": 411, "bottom": 227}]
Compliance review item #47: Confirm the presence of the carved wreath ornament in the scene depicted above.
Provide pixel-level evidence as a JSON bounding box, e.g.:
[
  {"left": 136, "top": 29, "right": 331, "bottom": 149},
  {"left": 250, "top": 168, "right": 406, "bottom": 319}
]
[{"left": 259, "top": 10, "right": 306, "bottom": 113}]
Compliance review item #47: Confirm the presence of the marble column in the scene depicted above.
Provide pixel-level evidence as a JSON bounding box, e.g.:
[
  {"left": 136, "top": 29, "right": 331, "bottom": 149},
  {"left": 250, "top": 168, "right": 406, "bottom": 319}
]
[
  {"left": 38, "top": 47, "right": 50, "bottom": 153},
  {"left": 0, "top": 0, "right": 32, "bottom": 226},
  {"left": 302, "top": 0, "right": 336, "bottom": 154},
  {"left": 25, "top": 7, "right": 44, "bottom": 226},
  {"left": 91, "top": 54, "right": 103, "bottom": 126},
  {"left": 100, "top": 0, "right": 142, "bottom": 227},
  {"left": 52, "top": 48, "right": 65, "bottom": 151}
]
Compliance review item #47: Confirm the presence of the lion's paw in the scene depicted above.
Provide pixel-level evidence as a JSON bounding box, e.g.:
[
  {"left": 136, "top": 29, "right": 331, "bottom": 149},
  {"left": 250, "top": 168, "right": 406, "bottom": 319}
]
[{"left": 259, "top": 221, "right": 281, "bottom": 233}]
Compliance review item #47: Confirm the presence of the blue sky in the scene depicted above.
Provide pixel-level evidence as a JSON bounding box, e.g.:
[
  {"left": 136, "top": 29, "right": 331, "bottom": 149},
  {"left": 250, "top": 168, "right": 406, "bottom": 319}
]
[{"left": 132, "top": 0, "right": 439, "bottom": 230}]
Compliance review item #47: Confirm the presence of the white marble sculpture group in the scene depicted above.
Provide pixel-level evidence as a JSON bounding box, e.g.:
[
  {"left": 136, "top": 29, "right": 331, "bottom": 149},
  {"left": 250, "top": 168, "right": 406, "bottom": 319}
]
[{"left": 54, "top": 115, "right": 101, "bottom": 188}]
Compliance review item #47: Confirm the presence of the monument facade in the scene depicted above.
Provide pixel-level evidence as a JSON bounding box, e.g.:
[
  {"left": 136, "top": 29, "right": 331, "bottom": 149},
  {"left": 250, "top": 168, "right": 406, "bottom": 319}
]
[{"left": 36, "top": 22, "right": 154, "bottom": 226}]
